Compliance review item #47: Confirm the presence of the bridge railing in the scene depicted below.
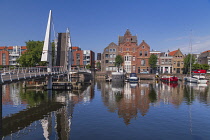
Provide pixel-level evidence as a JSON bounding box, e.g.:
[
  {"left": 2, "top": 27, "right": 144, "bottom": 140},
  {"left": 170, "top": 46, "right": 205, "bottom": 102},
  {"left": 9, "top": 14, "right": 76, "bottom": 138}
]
[{"left": 0, "top": 67, "right": 66, "bottom": 83}]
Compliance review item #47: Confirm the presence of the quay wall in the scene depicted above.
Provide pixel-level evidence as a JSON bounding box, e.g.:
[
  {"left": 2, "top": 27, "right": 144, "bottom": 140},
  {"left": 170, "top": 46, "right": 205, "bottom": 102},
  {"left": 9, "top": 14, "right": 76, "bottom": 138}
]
[{"left": 95, "top": 71, "right": 210, "bottom": 80}]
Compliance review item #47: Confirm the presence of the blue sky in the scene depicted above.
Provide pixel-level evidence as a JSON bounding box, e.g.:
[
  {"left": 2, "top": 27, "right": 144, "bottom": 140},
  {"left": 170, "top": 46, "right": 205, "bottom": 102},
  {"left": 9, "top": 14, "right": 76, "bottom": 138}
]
[{"left": 1, "top": 0, "right": 210, "bottom": 54}]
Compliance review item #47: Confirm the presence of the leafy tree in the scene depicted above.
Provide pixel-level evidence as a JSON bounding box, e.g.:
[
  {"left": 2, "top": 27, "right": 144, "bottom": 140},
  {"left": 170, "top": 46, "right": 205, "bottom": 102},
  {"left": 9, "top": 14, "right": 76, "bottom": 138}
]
[
  {"left": 183, "top": 54, "right": 195, "bottom": 74},
  {"left": 192, "top": 63, "right": 210, "bottom": 71},
  {"left": 201, "top": 64, "right": 209, "bottom": 70},
  {"left": 86, "top": 64, "right": 91, "bottom": 69},
  {"left": 115, "top": 55, "right": 124, "bottom": 72},
  {"left": 192, "top": 63, "right": 201, "bottom": 70},
  {"left": 17, "top": 40, "right": 55, "bottom": 67},
  {"left": 149, "top": 54, "right": 158, "bottom": 73},
  {"left": 96, "top": 62, "right": 101, "bottom": 70}
]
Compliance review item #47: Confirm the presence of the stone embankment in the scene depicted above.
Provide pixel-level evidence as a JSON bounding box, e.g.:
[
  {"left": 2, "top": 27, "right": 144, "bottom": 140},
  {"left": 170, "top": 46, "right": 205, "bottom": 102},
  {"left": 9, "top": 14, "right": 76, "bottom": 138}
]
[{"left": 95, "top": 71, "right": 210, "bottom": 81}]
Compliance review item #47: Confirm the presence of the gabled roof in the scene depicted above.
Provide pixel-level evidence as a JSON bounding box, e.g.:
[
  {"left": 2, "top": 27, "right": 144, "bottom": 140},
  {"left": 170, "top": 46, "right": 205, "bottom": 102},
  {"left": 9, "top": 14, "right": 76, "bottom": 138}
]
[
  {"left": 21, "top": 46, "right": 27, "bottom": 49},
  {"left": 201, "top": 50, "right": 210, "bottom": 54},
  {"left": 199, "top": 50, "right": 210, "bottom": 58},
  {"left": 108, "top": 42, "right": 117, "bottom": 46},
  {"left": 138, "top": 40, "right": 150, "bottom": 48},
  {"left": 168, "top": 50, "right": 178, "bottom": 56}
]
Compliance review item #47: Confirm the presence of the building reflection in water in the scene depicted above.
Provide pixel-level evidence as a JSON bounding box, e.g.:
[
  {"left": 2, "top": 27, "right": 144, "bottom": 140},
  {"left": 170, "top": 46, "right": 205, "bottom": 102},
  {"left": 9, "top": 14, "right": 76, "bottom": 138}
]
[
  {"left": 99, "top": 80, "right": 210, "bottom": 125},
  {"left": 2, "top": 82, "right": 95, "bottom": 139}
]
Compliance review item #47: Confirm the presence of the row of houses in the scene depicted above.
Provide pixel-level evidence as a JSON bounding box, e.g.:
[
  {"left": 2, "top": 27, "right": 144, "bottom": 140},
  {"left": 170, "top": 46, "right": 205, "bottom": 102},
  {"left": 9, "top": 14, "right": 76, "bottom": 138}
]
[
  {"left": 100, "top": 29, "right": 210, "bottom": 74},
  {"left": 1, "top": 30, "right": 209, "bottom": 74}
]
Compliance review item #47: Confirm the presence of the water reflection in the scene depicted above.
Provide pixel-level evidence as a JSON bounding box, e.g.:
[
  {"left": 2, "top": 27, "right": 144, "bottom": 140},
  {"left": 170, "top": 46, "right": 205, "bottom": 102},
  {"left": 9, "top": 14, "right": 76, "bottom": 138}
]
[
  {"left": 99, "top": 81, "right": 210, "bottom": 125},
  {"left": 2, "top": 82, "right": 95, "bottom": 139},
  {"left": 2, "top": 80, "right": 210, "bottom": 139}
]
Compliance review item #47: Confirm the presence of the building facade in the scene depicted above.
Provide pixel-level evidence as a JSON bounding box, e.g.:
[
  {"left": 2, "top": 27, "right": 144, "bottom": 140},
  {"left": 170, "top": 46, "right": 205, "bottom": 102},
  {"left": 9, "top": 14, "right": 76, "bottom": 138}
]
[
  {"left": 150, "top": 50, "right": 161, "bottom": 73},
  {"left": 0, "top": 46, "right": 27, "bottom": 66},
  {"left": 102, "top": 42, "right": 119, "bottom": 72},
  {"left": 72, "top": 49, "right": 95, "bottom": 69},
  {"left": 198, "top": 50, "right": 210, "bottom": 67},
  {"left": 169, "top": 49, "right": 184, "bottom": 74},
  {"left": 159, "top": 51, "right": 173, "bottom": 74},
  {"left": 101, "top": 29, "right": 151, "bottom": 73}
]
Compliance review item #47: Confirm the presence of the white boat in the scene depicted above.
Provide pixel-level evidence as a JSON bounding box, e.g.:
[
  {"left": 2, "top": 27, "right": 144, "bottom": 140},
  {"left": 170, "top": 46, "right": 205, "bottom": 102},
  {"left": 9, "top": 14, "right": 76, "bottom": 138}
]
[
  {"left": 111, "top": 68, "right": 126, "bottom": 82},
  {"left": 129, "top": 73, "right": 139, "bottom": 82},
  {"left": 111, "top": 72, "right": 125, "bottom": 82},
  {"left": 185, "top": 75, "right": 208, "bottom": 84}
]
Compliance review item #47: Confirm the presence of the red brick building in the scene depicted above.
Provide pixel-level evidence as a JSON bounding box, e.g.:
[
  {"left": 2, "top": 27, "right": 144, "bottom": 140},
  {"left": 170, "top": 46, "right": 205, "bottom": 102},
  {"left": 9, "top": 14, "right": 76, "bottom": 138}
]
[
  {"left": 102, "top": 29, "right": 151, "bottom": 73},
  {"left": 0, "top": 46, "right": 27, "bottom": 66},
  {"left": 72, "top": 47, "right": 95, "bottom": 69}
]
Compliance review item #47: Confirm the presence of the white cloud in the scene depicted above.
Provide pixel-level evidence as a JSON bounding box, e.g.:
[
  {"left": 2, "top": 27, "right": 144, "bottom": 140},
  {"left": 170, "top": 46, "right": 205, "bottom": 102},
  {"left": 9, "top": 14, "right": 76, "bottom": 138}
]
[{"left": 169, "top": 35, "right": 210, "bottom": 55}]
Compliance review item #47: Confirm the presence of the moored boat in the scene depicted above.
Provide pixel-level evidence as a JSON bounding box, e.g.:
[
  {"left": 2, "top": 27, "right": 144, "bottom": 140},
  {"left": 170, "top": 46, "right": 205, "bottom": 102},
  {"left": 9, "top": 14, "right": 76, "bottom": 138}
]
[
  {"left": 160, "top": 75, "right": 178, "bottom": 83},
  {"left": 129, "top": 73, "right": 139, "bottom": 82},
  {"left": 184, "top": 75, "right": 208, "bottom": 84}
]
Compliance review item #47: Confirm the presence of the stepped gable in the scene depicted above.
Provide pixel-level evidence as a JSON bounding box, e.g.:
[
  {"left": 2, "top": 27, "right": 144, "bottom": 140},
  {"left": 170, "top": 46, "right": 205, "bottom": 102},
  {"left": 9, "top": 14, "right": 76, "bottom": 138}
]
[{"left": 118, "top": 29, "right": 137, "bottom": 44}]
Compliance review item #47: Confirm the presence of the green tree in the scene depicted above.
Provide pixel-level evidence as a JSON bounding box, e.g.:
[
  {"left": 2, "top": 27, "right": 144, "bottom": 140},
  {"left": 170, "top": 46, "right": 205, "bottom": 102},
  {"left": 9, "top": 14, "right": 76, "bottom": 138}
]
[
  {"left": 201, "top": 64, "right": 210, "bottom": 70},
  {"left": 183, "top": 54, "right": 195, "bottom": 74},
  {"left": 17, "top": 40, "right": 55, "bottom": 67},
  {"left": 115, "top": 55, "right": 124, "bottom": 72},
  {"left": 96, "top": 62, "right": 101, "bottom": 70},
  {"left": 192, "top": 63, "right": 201, "bottom": 70},
  {"left": 86, "top": 64, "right": 91, "bottom": 69},
  {"left": 149, "top": 54, "right": 158, "bottom": 73}
]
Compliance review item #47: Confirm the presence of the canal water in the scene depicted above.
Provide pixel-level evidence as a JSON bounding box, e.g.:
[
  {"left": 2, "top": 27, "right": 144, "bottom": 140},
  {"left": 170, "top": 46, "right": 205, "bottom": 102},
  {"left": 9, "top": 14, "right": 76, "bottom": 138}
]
[{"left": 2, "top": 80, "right": 210, "bottom": 140}]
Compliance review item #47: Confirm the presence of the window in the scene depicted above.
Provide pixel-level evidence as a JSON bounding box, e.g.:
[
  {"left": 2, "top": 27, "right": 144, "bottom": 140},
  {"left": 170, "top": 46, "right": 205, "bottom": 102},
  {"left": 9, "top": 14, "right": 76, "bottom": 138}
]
[
  {"left": 129, "top": 56, "right": 132, "bottom": 61},
  {"left": 133, "top": 48, "right": 135, "bottom": 52},
  {"left": 174, "top": 61, "right": 176, "bottom": 64},
  {"left": 113, "top": 54, "right": 116, "bottom": 58},
  {"left": 2, "top": 53, "right": 6, "bottom": 65},
  {"left": 126, "top": 38, "right": 130, "bottom": 42},
  {"left": 142, "top": 46, "right": 144, "bottom": 49},
  {"left": 161, "top": 59, "right": 164, "bottom": 64},
  {"left": 106, "top": 49, "right": 109, "bottom": 52},
  {"left": 145, "top": 51, "right": 148, "bottom": 56},
  {"left": 177, "top": 61, "right": 180, "bottom": 67},
  {"left": 105, "top": 54, "right": 109, "bottom": 58},
  {"left": 140, "top": 51, "right": 142, "bottom": 56},
  {"left": 133, "top": 65, "right": 135, "bottom": 71},
  {"left": 105, "top": 60, "right": 109, "bottom": 63},
  {"left": 113, "top": 49, "right": 116, "bottom": 52},
  {"left": 110, "top": 49, "right": 112, "bottom": 52},
  {"left": 126, "top": 48, "right": 129, "bottom": 51},
  {"left": 133, "top": 56, "right": 135, "bottom": 61},
  {"left": 141, "top": 59, "right": 145, "bottom": 66},
  {"left": 110, "top": 54, "right": 113, "bottom": 58}
]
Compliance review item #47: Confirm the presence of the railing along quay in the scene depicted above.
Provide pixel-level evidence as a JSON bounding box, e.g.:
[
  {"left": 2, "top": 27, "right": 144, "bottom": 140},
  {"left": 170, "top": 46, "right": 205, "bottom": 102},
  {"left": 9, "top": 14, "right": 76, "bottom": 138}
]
[{"left": 0, "top": 67, "right": 66, "bottom": 84}]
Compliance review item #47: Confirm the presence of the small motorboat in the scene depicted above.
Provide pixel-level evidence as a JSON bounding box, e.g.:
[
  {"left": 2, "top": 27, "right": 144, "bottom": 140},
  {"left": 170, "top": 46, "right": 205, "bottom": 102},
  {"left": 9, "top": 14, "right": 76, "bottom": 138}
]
[
  {"left": 129, "top": 73, "right": 139, "bottom": 82},
  {"left": 160, "top": 75, "right": 178, "bottom": 83}
]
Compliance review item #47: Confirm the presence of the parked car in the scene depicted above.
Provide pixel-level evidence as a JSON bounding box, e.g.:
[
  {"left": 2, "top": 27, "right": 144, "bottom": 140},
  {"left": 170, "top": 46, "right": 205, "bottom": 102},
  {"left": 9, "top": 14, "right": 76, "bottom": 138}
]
[{"left": 207, "top": 70, "right": 210, "bottom": 74}]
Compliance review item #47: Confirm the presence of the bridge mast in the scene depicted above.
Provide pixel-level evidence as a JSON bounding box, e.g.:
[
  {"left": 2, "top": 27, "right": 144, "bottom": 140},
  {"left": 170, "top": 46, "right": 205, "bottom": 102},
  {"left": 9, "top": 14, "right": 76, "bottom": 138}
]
[
  {"left": 41, "top": 10, "right": 53, "bottom": 89},
  {"left": 66, "top": 28, "right": 72, "bottom": 82}
]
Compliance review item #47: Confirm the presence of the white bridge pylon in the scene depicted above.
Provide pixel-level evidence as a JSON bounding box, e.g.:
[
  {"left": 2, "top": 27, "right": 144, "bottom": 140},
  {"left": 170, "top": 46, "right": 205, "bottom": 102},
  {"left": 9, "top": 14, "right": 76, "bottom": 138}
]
[
  {"left": 41, "top": 10, "right": 73, "bottom": 84},
  {"left": 41, "top": 10, "right": 53, "bottom": 89}
]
